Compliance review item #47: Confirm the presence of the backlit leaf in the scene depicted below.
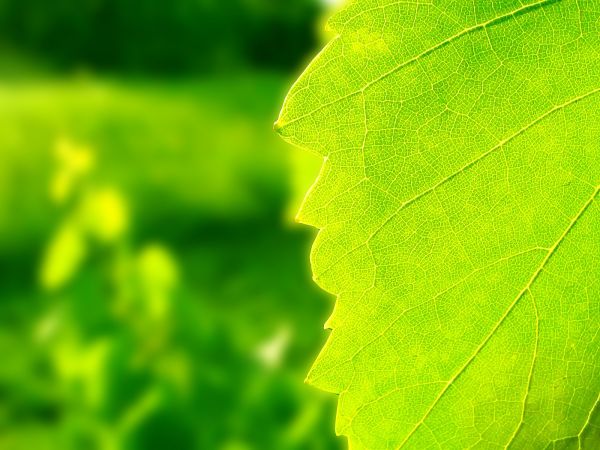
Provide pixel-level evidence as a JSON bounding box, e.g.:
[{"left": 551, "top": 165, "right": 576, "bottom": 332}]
[{"left": 276, "top": 1, "right": 600, "bottom": 448}]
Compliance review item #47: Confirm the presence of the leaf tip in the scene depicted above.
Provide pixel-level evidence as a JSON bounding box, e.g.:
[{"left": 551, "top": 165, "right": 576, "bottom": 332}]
[
  {"left": 273, "top": 119, "right": 285, "bottom": 136},
  {"left": 304, "top": 369, "right": 318, "bottom": 387}
]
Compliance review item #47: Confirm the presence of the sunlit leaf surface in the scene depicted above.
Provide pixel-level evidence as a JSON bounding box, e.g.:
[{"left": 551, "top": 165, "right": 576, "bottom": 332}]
[{"left": 276, "top": 1, "right": 600, "bottom": 448}]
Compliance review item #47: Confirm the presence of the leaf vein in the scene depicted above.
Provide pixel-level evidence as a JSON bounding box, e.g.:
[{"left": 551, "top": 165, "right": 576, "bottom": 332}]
[
  {"left": 397, "top": 185, "right": 600, "bottom": 449},
  {"left": 276, "top": 0, "right": 561, "bottom": 130}
]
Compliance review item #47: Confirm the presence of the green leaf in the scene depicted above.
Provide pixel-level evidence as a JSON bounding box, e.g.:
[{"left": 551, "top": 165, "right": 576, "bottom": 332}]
[{"left": 275, "top": 1, "right": 600, "bottom": 448}]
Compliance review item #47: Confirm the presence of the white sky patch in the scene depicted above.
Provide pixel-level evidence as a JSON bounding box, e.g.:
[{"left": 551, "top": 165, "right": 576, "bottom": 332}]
[
  {"left": 255, "top": 326, "right": 291, "bottom": 369},
  {"left": 321, "top": 0, "right": 345, "bottom": 6}
]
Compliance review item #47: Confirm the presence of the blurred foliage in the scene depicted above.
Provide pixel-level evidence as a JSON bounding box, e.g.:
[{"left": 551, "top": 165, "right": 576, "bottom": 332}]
[
  {"left": 0, "top": 75, "right": 291, "bottom": 254},
  {"left": 0, "top": 73, "right": 341, "bottom": 449},
  {"left": 0, "top": 0, "right": 322, "bottom": 74},
  {"left": 0, "top": 0, "right": 342, "bottom": 448}
]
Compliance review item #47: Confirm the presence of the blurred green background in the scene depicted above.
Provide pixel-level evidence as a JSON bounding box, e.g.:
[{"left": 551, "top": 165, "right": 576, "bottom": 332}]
[{"left": 0, "top": 1, "right": 344, "bottom": 449}]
